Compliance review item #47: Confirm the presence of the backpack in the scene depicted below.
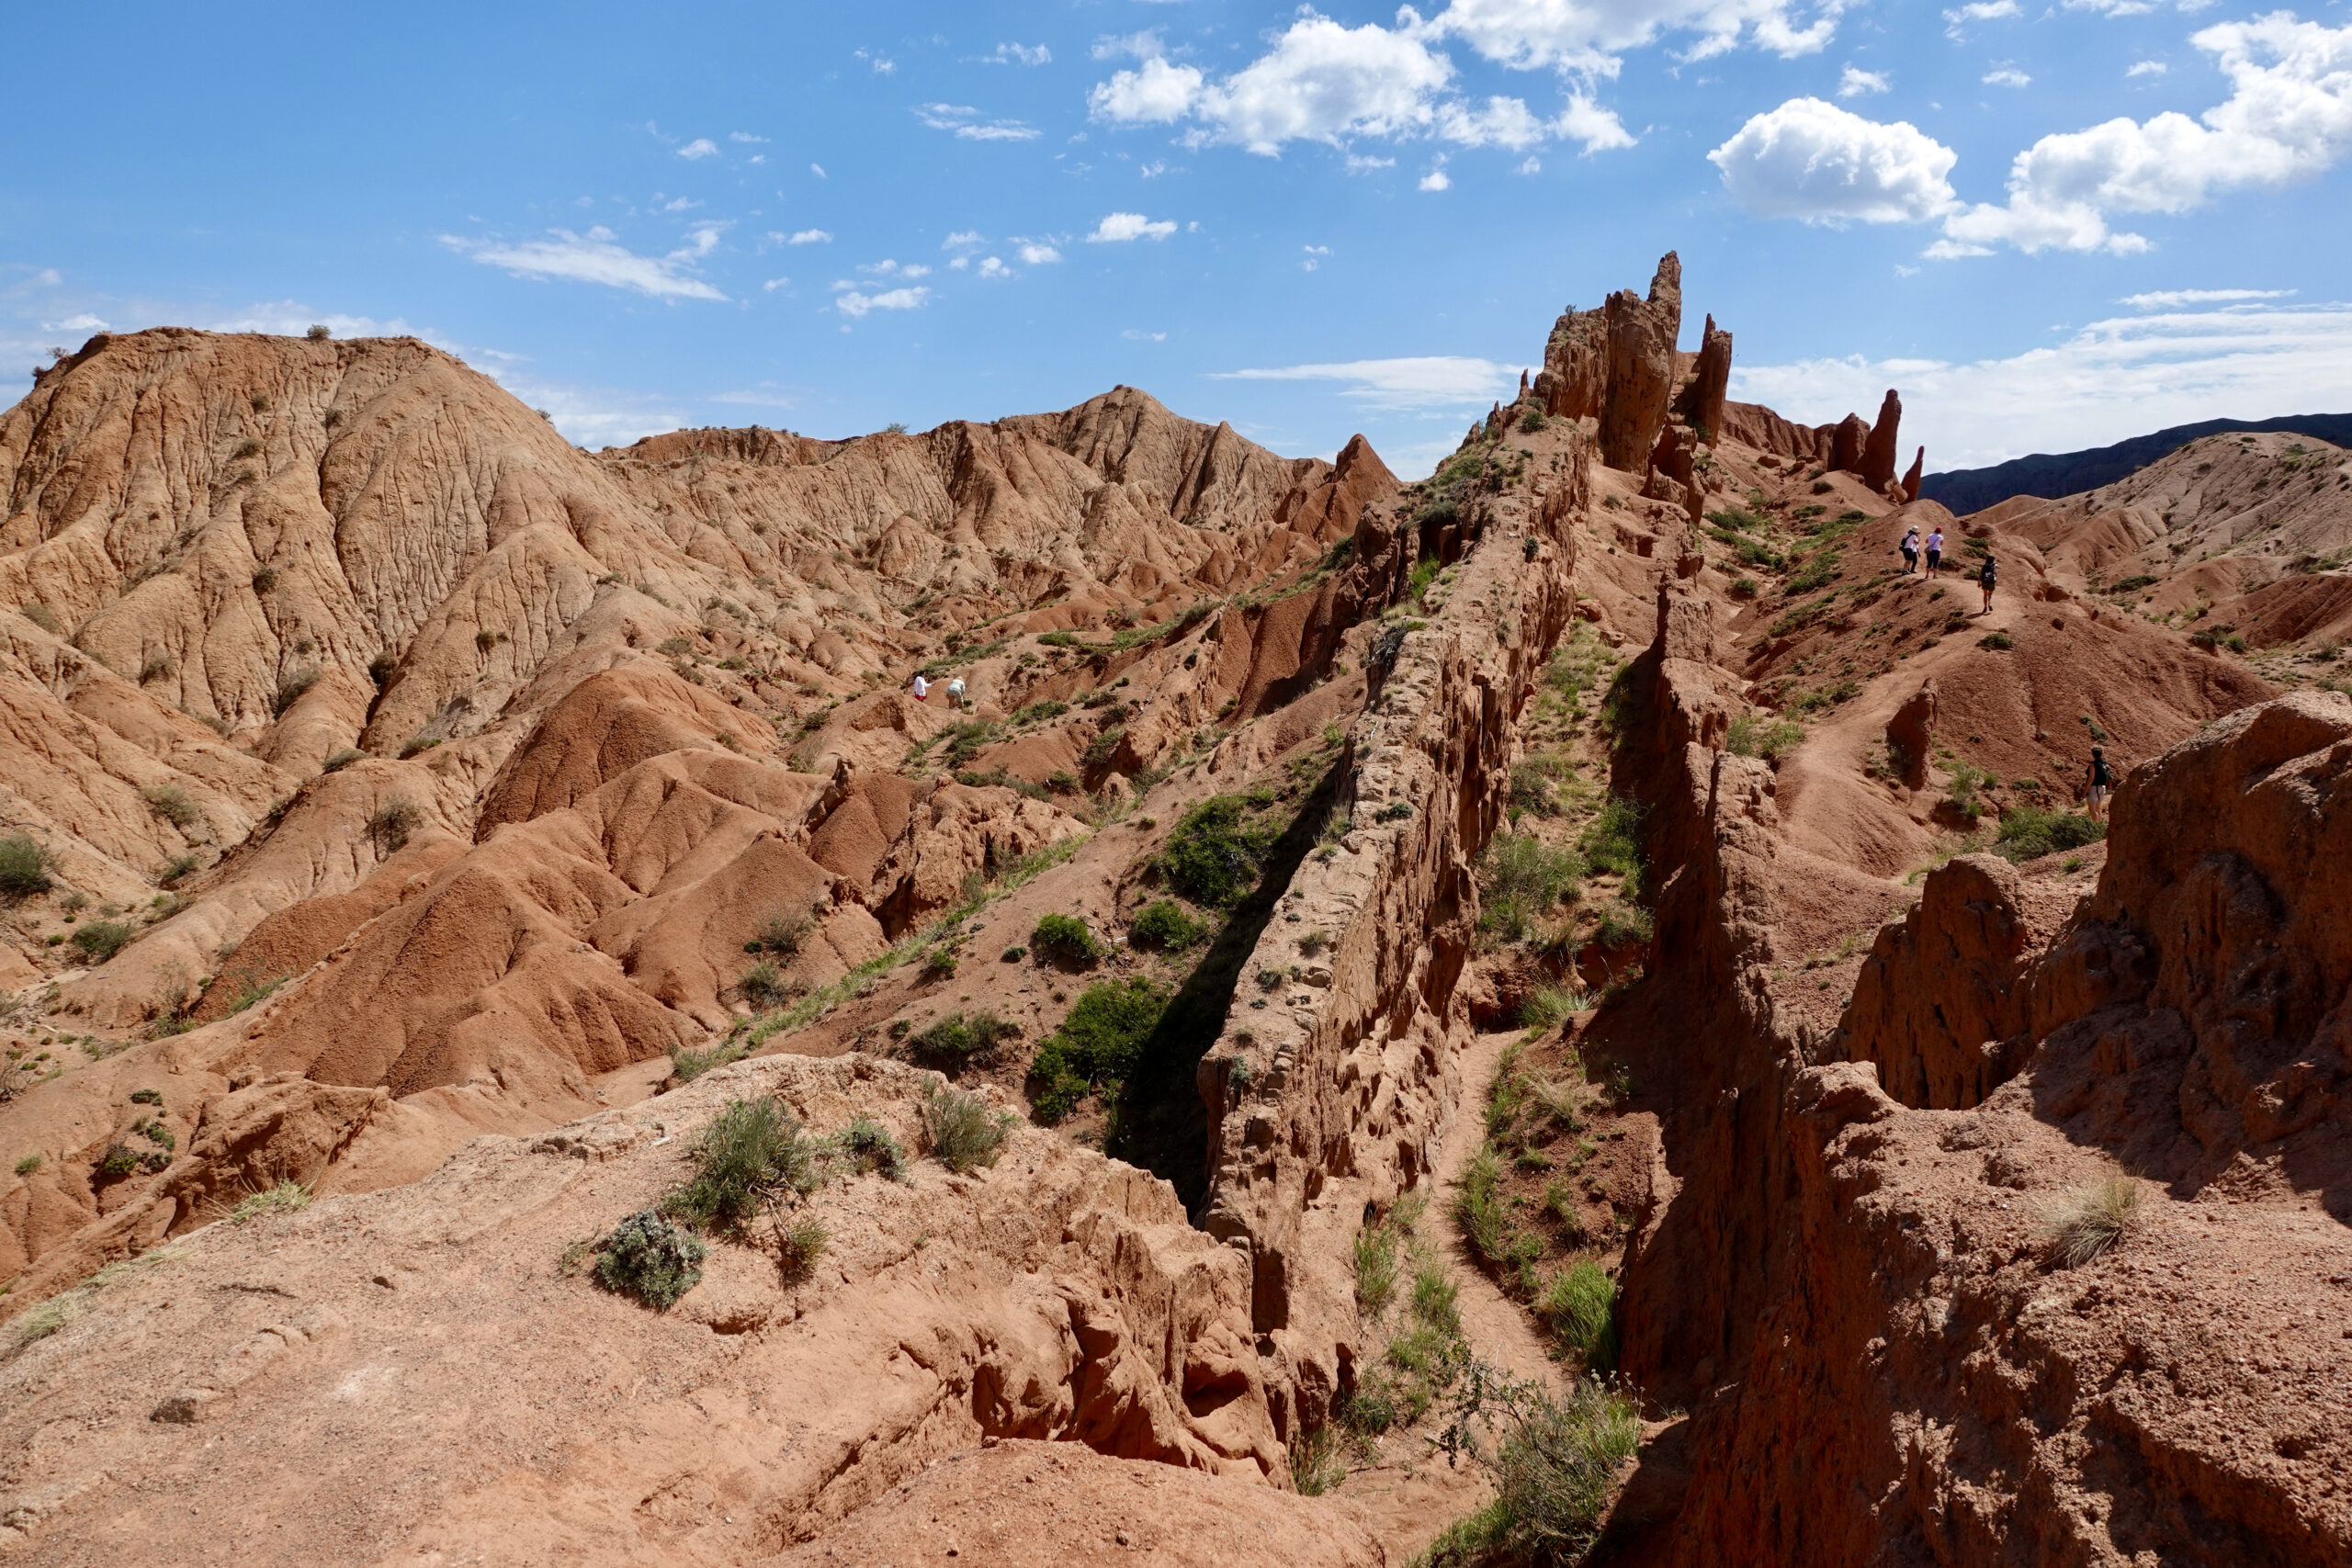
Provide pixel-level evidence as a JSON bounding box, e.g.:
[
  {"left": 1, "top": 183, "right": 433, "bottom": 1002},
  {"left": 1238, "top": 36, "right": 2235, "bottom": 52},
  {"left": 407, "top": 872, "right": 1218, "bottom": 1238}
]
[{"left": 1979, "top": 558, "right": 1996, "bottom": 586}]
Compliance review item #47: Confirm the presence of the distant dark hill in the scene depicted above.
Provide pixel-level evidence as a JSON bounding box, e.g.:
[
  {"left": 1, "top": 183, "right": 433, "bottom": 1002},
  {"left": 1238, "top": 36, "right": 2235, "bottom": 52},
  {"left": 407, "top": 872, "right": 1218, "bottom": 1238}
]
[{"left": 1924, "top": 412, "right": 2352, "bottom": 515}]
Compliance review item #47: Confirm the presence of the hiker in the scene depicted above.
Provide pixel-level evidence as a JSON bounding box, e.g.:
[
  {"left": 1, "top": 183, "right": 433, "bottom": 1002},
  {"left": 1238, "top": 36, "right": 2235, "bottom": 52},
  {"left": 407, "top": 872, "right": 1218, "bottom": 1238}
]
[
  {"left": 910, "top": 672, "right": 931, "bottom": 703},
  {"left": 945, "top": 674, "right": 967, "bottom": 711},
  {"left": 2085, "top": 746, "right": 2116, "bottom": 822},
  {"left": 1977, "top": 549, "right": 1997, "bottom": 615},
  {"left": 1924, "top": 526, "right": 1945, "bottom": 580},
  {"left": 1898, "top": 526, "right": 1921, "bottom": 575}
]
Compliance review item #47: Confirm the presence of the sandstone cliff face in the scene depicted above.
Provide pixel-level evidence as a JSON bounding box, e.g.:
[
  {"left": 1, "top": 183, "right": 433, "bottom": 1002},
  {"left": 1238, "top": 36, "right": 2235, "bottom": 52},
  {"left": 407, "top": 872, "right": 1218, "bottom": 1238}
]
[{"left": 1598, "top": 255, "right": 1684, "bottom": 473}]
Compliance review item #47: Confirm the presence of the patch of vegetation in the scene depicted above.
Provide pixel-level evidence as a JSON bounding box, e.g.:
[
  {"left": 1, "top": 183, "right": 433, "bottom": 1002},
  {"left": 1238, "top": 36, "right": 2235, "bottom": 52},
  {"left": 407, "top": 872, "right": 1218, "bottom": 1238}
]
[
  {"left": 906, "top": 1009, "right": 1019, "bottom": 1066},
  {"left": 1159, "top": 795, "right": 1278, "bottom": 909},
  {"left": 1943, "top": 761, "right": 1995, "bottom": 823},
  {"left": 1724, "top": 714, "right": 1804, "bottom": 761},
  {"left": 322, "top": 747, "right": 368, "bottom": 773},
  {"left": 1417, "top": 1377, "right": 1644, "bottom": 1567},
  {"left": 1129, "top": 898, "right": 1207, "bottom": 952},
  {"left": 1516, "top": 408, "right": 1547, "bottom": 434},
  {"left": 752, "top": 913, "right": 810, "bottom": 955},
  {"left": 669, "top": 1037, "right": 751, "bottom": 1083},
  {"left": 1577, "top": 796, "right": 1643, "bottom": 888},
  {"left": 739, "top": 960, "right": 796, "bottom": 1009},
  {"left": 70, "top": 920, "right": 134, "bottom": 964},
  {"left": 1786, "top": 679, "right": 1860, "bottom": 716},
  {"left": 1536, "top": 1258, "right": 1619, "bottom": 1370},
  {"left": 1591, "top": 899, "right": 1654, "bottom": 948},
  {"left": 1081, "top": 725, "right": 1126, "bottom": 765},
  {"left": 1479, "top": 834, "right": 1585, "bottom": 943},
  {"left": 594, "top": 1208, "right": 707, "bottom": 1308},
  {"left": 0, "top": 833, "right": 55, "bottom": 898},
  {"left": 663, "top": 1096, "right": 819, "bottom": 1234},
  {"left": 1340, "top": 1197, "right": 1469, "bottom": 1438},
  {"left": 837, "top": 1116, "right": 909, "bottom": 1182},
  {"left": 1519, "top": 985, "right": 1584, "bottom": 1032},
  {"left": 775, "top": 1215, "right": 828, "bottom": 1280},
  {"left": 1993, "top": 805, "right": 2105, "bottom": 863},
  {"left": 2041, "top": 1170, "right": 2139, "bottom": 1269},
  {"left": 920, "top": 1079, "right": 1015, "bottom": 1174},
  {"left": 272, "top": 665, "right": 321, "bottom": 717},
  {"left": 1012, "top": 699, "right": 1069, "bottom": 725},
  {"left": 1979, "top": 630, "right": 2015, "bottom": 650},
  {"left": 1767, "top": 595, "right": 1838, "bottom": 640},
  {"left": 1030, "top": 912, "right": 1104, "bottom": 965},
  {"left": 367, "top": 795, "right": 423, "bottom": 853},
  {"left": 13, "top": 1154, "right": 41, "bottom": 1178},
  {"left": 141, "top": 783, "right": 200, "bottom": 829},
  {"left": 1027, "top": 976, "right": 1170, "bottom": 1122}
]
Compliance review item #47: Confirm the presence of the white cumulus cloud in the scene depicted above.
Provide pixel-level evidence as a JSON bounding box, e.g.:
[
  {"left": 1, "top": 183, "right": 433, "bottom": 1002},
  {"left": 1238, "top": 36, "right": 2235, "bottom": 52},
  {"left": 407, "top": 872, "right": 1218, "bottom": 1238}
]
[
  {"left": 978, "top": 257, "right": 1012, "bottom": 278},
  {"left": 1017, "top": 242, "right": 1063, "bottom": 265},
  {"left": 677, "top": 139, "right": 719, "bottom": 160},
  {"left": 787, "top": 229, "right": 833, "bottom": 245},
  {"left": 1708, "top": 98, "right": 1959, "bottom": 223},
  {"left": 1419, "top": 164, "right": 1453, "bottom": 190},
  {"left": 1088, "top": 211, "right": 1178, "bottom": 242},
  {"left": 1430, "top": 0, "right": 1850, "bottom": 74},
  {"left": 1941, "top": 0, "right": 2019, "bottom": 39},
  {"left": 834, "top": 286, "right": 930, "bottom": 319},
  {"left": 441, "top": 226, "right": 728, "bottom": 300},
  {"left": 1938, "top": 15, "right": 2352, "bottom": 256},
  {"left": 2128, "top": 60, "right": 2168, "bottom": 77},
  {"left": 1983, "top": 67, "right": 2031, "bottom": 87},
  {"left": 1839, "top": 65, "right": 1890, "bottom": 97}
]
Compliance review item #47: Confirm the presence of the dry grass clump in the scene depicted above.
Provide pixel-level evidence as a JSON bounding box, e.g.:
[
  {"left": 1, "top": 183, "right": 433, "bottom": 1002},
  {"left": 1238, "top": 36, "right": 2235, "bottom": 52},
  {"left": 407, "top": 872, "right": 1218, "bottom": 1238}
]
[{"left": 2041, "top": 1170, "right": 2139, "bottom": 1268}]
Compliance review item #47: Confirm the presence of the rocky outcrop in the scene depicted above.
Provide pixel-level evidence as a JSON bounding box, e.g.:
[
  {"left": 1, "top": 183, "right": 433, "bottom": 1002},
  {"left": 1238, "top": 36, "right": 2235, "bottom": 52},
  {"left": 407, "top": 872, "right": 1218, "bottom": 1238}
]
[
  {"left": 1721, "top": 400, "right": 1831, "bottom": 463},
  {"left": 1599, "top": 254, "right": 1684, "bottom": 472},
  {"left": 1193, "top": 430, "right": 1591, "bottom": 1438},
  {"left": 0, "top": 1055, "right": 1298, "bottom": 1563},
  {"left": 1675, "top": 314, "right": 1733, "bottom": 444},
  {"left": 1860, "top": 389, "right": 1904, "bottom": 494},
  {"left": 1902, "top": 446, "right": 1926, "bottom": 502},
  {"left": 1533, "top": 306, "right": 1609, "bottom": 423},
  {"left": 1829, "top": 412, "right": 1870, "bottom": 475}
]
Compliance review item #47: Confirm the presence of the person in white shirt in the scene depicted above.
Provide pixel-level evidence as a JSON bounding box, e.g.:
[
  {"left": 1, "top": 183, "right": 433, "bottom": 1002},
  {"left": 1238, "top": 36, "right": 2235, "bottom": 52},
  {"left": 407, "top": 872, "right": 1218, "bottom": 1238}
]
[
  {"left": 945, "top": 676, "right": 967, "bottom": 711},
  {"left": 910, "top": 673, "right": 930, "bottom": 702}
]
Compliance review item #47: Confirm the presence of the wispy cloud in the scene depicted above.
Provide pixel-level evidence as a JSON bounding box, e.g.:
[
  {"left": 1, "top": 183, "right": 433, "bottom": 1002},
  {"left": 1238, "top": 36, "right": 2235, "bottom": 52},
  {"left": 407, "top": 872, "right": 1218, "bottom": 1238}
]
[
  {"left": 677, "top": 138, "right": 719, "bottom": 160},
  {"left": 1941, "top": 0, "right": 2019, "bottom": 39},
  {"left": 1087, "top": 211, "right": 1177, "bottom": 242},
  {"left": 440, "top": 226, "right": 728, "bottom": 300},
  {"left": 2118, "top": 287, "right": 2293, "bottom": 308},
  {"left": 855, "top": 48, "right": 894, "bottom": 75},
  {"left": 984, "top": 42, "right": 1051, "bottom": 65},
  {"left": 1123, "top": 328, "right": 1167, "bottom": 342},
  {"left": 1838, "top": 65, "right": 1890, "bottom": 97},
  {"left": 729, "top": 130, "right": 768, "bottom": 143},
  {"left": 1210, "top": 355, "right": 1521, "bottom": 411},
  {"left": 1016, "top": 242, "right": 1063, "bottom": 265},
  {"left": 918, "top": 104, "right": 1041, "bottom": 141},
  {"left": 1730, "top": 300, "right": 2352, "bottom": 468},
  {"left": 786, "top": 229, "right": 832, "bottom": 246},
  {"left": 857, "top": 258, "right": 932, "bottom": 279},
  {"left": 1982, "top": 66, "right": 2030, "bottom": 87},
  {"left": 2128, "top": 59, "right": 2167, "bottom": 77}
]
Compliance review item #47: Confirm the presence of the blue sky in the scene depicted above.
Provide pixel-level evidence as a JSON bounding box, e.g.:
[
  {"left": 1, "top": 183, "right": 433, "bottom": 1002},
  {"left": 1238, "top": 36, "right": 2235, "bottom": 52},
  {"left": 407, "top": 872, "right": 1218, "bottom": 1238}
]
[{"left": 6, "top": 1, "right": 2350, "bottom": 476}]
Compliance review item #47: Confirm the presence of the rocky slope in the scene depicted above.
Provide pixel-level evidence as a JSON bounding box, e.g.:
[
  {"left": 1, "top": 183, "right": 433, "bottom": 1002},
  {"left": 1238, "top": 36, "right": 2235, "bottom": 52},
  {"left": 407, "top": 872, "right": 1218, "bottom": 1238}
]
[{"left": 0, "top": 261, "right": 2343, "bottom": 1565}]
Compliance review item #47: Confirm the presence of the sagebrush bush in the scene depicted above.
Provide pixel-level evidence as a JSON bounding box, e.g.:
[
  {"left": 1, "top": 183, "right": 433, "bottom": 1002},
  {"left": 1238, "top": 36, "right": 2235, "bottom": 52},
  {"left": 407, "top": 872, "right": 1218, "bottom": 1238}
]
[
  {"left": 775, "top": 1215, "right": 827, "bottom": 1280},
  {"left": 836, "top": 1116, "right": 908, "bottom": 1182},
  {"left": 921, "top": 1079, "right": 1014, "bottom": 1173},
  {"left": 906, "top": 1010, "right": 1019, "bottom": 1066},
  {"left": 665, "top": 1097, "right": 816, "bottom": 1233},
  {"left": 229, "top": 1181, "right": 311, "bottom": 1223},
  {"left": 1579, "top": 796, "right": 1643, "bottom": 886},
  {"left": 1030, "top": 912, "right": 1102, "bottom": 965},
  {"left": 1160, "top": 795, "right": 1274, "bottom": 909},
  {"left": 739, "top": 960, "right": 793, "bottom": 1008},
  {"left": 595, "top": 1208, "right": 707, "bottom": 1308},
  {"left": 368, "top": 796, "right": 423, "bottom": 853},
  {"left": 1479, "top": 833, "right": 1585, "bottom": 942},
  {"left": 70, "top": 920, "right": 133, "bottom": 964},
  {"left": 1129, "top": 898, "right": 1206, "bottom": 951},
  {"left": 1724, "top": 714, "right": 1805, "bottom": 761},
  {"left": 669, "top": 1038, "right": 749, "bottom": 1083},
  {"left": 141, "top": 784, "right": 200, "bottom": 829},
  {"left": 1027, "top": 976, "right": 1170, "bottom": 1122},
  {"left": 0, "top": 833, "right": 54, "bottom": 898},
  {"left": 1494, "top": 1382, "right": 1643, "bottom": 1561}
]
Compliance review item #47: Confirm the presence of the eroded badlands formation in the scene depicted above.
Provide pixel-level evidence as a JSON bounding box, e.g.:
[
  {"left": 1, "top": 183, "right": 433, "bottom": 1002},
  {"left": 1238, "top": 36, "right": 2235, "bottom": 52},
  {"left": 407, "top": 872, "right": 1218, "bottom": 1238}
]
[{"left": 0, "top": 254, "right": 2344, "bottom": 1564}]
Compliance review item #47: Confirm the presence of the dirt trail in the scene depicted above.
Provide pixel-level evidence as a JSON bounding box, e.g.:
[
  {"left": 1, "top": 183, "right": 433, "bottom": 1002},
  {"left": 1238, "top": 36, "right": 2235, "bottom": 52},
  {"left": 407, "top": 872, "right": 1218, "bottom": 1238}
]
[{"left": 1429, "top": 1028, "right": 1559, "bottom": 1388}]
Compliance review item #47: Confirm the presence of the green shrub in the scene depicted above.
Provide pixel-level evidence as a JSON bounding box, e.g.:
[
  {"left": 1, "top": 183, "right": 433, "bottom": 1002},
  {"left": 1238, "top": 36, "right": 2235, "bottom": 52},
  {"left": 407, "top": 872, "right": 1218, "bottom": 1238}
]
[
  {"left": 775, "top": 1215, "right": 827, "bottom": 1280},
  {"left": 669, "top": 1038, "right": 750, "bottom": 1083},
  {"left": 322, "top": 747, "right": 367, "bottom": 773},
  {"left": 1030, "top": 913, "right": 1103, "bottom": 965},
  {"left": 1578, "top": 796, "right": 1643, "bottom": 885},
  {"left": 398, "top": 734, "right": 438, "bottom": 760},
  {"left": 226, "top": 1181, "right": 311, "bottom": 1223},
  {"left": 1291, "top": 1424, "right": 1349, "bottom": 1495},
  {"left": 1724, "top": 714, "right": 1804, "bottom": 761},
  {"left": 1081, "top": 726, "right": 1125, "bottom": 766},
  {"left": 1491, "top": 1382, "right": 1643, "bottom": 1561},
  {"left": 368, "top": 650, "right": 397, "bottom": 688},
  {"left": 1994, "top": 806, "right": 2106, "bottom": 863},
  {"left": 0, "top": 834, "right": 54, "bottom": 898},
  {"left": 1538, "top": 1259, "right": 1619, "bottom": 1370},
  {"left": 70, "top": 920, "right": 134, "bottom": 964},
  {"left": 1028, "top": 976, "right": 1170, "bottom": 1122},
  {"left": 594, "top": 1208, "right": 707, "bottom": 1308},
  {"left": 1408, "top": 556, "right": 1442, "bottom": 603},
  {"left": 14, "top": 1154, "right": 42, "bottom": 1177},
  {"left": 837, "top": 1116, "right": 909, "bottom": 1182},
  {"left": 1456, "top": 1146, "right": 1542, "bottom": 1290},
  {"left": 1129, "top": 899, "right": 1206, "bottom": 951},
  {"left": 1160, "top": 795, "right": 1275, "bottom": 909},
  {"left": 1519, "top": 985, "right": 1583, "bottom": 1031},
  {"left": 735, "top": 961, "right": 790, "bottom": 1008},
  {"left": 95, "top": 1143, "right": 141, "bottom": 1179},
  {"left": 1012, "top": 700, "right": 1069, "bottom": 725},
  {"left": 1479, "top": 834, "right": 1585, "bottom": 942},
  {"left": 921, "top": 1079, "right": 1015, "bottom": 1173},
  {"left": 664, "top": 1097, "right": 817, "bottom": 1233},
  {"left": 1979, "top": 630, "right": 2015, "bottom": 650},
  {"left": 1592, "top": 899, "right": 1654, "bottom": 947},
  {"left": 157, "top": 852, "right": 199, "bottom": 887},
  {"left": 907, "top": 1010, "right": 1020, "bottom": 1066},
  {"left": 1354, "top": 1213, "right": 1402, "bottom": 1317},
  {"left": 2041, "top": 1170, "right": 2139, "bottom": 1268},
  {"left": 141, "top": 783, "right": 200, "bottom": 829},
  {"left": 1516, "top": 408, "right": 1547, "bottom": 434}
]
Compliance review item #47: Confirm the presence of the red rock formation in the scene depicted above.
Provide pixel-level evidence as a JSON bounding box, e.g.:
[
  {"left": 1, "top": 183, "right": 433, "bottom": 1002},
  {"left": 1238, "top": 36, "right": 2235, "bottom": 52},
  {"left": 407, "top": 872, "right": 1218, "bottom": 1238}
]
[
  {"left": 1859, "top": 389, "right": 1903, "bottom": 492},
  {"left": 1720, "top": 400, "right": 1830, "bottom": 463},
  {"left": 1599, "top": 254, "right": 1683, "bottom": 472},
  {"left": 1674, "top": 313, "right": 1733, "bottom": 444},
  {"left": 1533, "top": 306, "right": 1608, "bottom": 422},
  {"left": 1901, "top": 445, "right": 1925, "bottom": 502},
  {"left": 1829, "top": 412, "right": 1870, "bottom": 474}
]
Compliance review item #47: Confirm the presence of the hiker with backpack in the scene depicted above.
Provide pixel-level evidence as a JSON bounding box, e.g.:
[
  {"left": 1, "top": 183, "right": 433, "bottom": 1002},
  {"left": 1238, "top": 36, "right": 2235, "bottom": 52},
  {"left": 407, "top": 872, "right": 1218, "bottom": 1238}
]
[
  {"left": 1977, "top": 549, "right": 1997, "bottom": 615},
  {"left": 1924, "top": 526, "right": 1945, "bottom": 580},
  {"left": 2085, "top": 747, "right": 2115, "bottom": 822},
  {"left": 1898, "top": 526, "right": 1921, "bottom": 575}
]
